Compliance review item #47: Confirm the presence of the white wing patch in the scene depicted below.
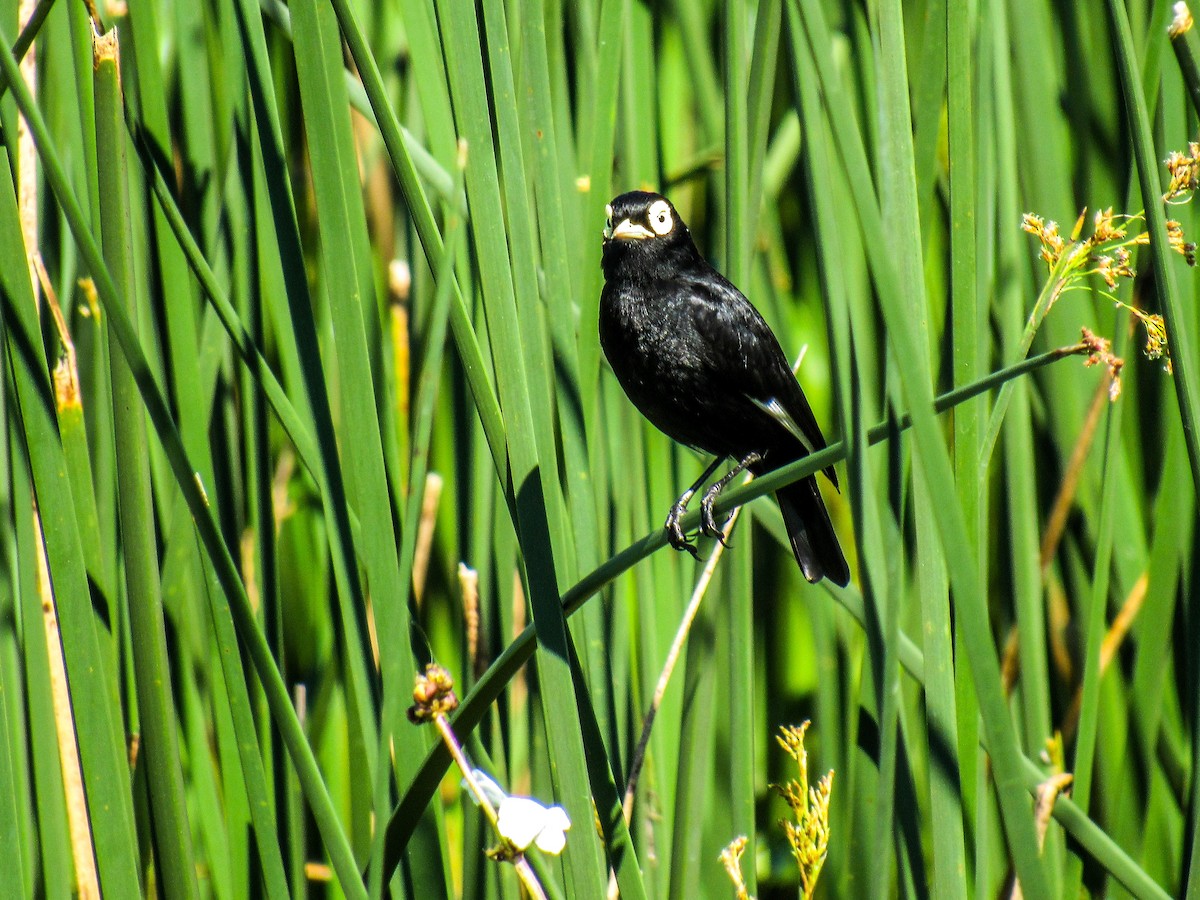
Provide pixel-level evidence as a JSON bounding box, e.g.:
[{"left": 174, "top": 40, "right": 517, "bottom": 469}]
[{"left": 750, "top": 396, "right": 816, "bottom": 454}]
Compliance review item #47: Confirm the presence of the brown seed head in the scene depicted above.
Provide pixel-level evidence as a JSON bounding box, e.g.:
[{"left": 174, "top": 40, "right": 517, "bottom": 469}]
[{"left": 407, "top": 663, "right": 459, "bottom": 723}]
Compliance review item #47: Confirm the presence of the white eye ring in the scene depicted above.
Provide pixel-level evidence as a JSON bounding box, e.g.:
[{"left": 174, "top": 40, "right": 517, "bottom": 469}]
[{"left": 647, "top": 199, "right": 673, "bottom": 235}]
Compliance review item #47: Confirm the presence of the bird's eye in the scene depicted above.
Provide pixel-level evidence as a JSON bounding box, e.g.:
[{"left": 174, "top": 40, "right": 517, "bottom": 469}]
[
  {"left": 647, "top": 199, "right": 673, "bottom": 235},
  {"left": 603, "top": 203, "right": 614, "bottom": 238}
]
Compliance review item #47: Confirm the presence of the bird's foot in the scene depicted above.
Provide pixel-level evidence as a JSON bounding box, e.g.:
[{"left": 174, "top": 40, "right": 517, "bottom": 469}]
[
  {"left": 697, "top": 452, "right": 762, "bottom": 546},
  {"left": 699, "top": 483, "right": 732, "bottom": 546},
  {"left": 665, "top": 498, "right": 701, "bottom": 559}
]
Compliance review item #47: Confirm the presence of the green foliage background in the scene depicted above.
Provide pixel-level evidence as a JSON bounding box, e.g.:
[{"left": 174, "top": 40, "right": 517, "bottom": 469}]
[{"left": 0, "top": 0, "right": 1198, "bottom": 897}]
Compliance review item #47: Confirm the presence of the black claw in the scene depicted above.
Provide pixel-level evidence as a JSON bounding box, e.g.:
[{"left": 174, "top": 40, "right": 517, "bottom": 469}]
[
  {"left": 666, "top": 525, "right": 701, "bottom": 559},
  {"left": 665, "top": 502, "right": 697, "bottom": 555},
  {"left": 699, "top": 483, "right": 724, "bottom": 539},
  {"left": 699, "top": 500, "right": 721, "bottom": 539},
  {"left": 666, "top": 523, "right": 693, "bottom": 552},
  {"left": 703, "top": 506, "right": 733, "bottom": 548}
]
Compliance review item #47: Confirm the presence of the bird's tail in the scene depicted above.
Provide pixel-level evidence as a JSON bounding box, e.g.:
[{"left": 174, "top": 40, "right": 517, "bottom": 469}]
[{"left": 776, "top": 478, "right": 850, "bottom": 586}]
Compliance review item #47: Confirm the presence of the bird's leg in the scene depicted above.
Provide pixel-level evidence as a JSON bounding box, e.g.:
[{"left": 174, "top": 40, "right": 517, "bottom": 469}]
[
  {"left": 700, "top": 452, "right": 762, "bottom": 545},
  {"left": 665, "top": 456, "right": 725, "bottom": 558}
]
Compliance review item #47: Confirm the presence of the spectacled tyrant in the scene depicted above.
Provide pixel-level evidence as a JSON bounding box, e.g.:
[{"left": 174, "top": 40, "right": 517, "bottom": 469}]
[{"left": 599, "top": 190, "right": 849, "bottom": 586}]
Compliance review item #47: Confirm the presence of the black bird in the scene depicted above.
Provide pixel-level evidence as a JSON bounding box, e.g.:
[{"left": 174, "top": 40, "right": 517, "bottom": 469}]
[{"left": 599, "top": 190, "right": 850, "bottom": 586}]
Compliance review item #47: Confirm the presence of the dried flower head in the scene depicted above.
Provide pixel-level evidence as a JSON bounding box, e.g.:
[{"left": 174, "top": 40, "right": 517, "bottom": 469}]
[
  {"left": 1020, "top": 212, "right": 1044, "bottom": 236},
  {"left": 1122, "top": 309, "right": 1173, "bottom": 375},
  {"left": 1091, "top": 207, "right": 1126, "bottom": 243},
  {"left": 1094, "top": 246, "right": 1135, "bottom": 288},
  {"left": 1022, "top": 199, "right": 1185, "bottom": 383},
  {"left": 1143, "top": 313, "right": 1169, "bottom": 363},
  {"left": 407, "top": 663, "right": 459, "bottom": 723},
  {"left": 1164, "top": 143, "right": 1200, "bottom": 201},
  {"left": 1081, "top": 327, "right": 1111, "bottom": 364},
  {"left": 1166, "top": 219, "right": 1198, "bottom": 265},
  {"left": 1021, "top": 206, "right": 1154, "bottom": 293},
  {"left": 719, "top": 837, "right": 752, "bottom": 900},
  {"left": 1021, "top": 213, "right": 1067, "bottom": 268},
  {"left": 771, "top": 723, "right": 833, "bottom": 899},
  {"left": 1080, "top": 327, "right": 1125, "bottom": 401}
]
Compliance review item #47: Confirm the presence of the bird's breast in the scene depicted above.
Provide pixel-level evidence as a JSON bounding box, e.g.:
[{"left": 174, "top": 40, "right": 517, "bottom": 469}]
[
  {"left": 600, "top": 285, "right": 697, "bottom": 382},
  {"left": 599, "top": 282, "right": 729, "bottom": 452}
]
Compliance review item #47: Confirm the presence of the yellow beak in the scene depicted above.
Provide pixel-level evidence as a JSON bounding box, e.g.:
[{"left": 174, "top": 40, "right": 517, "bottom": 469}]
[{"left": 608, "top": 218, "right": 654, "bottom": 240}]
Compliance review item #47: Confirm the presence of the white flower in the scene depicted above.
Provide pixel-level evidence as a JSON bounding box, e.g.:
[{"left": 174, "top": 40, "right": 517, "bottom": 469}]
[
  {"left": 496, "top": 797, "right": 571, "bottom": 854},
  {"left": 464, "top": 769, "right": 572, "bottom": 855}
]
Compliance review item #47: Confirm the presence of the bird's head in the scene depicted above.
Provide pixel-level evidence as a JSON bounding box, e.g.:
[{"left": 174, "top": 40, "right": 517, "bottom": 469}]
[{"left": 601, "top": 191, "right": 696, "bottom": 277}]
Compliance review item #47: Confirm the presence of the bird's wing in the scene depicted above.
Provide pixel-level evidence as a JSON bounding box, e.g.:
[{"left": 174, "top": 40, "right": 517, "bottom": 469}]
[
  {"left": 682, "top": 270, "right": 831, "bottom": 458},
  {"left": 748, "top": 396, "right": 817, "bottom": 454}
]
